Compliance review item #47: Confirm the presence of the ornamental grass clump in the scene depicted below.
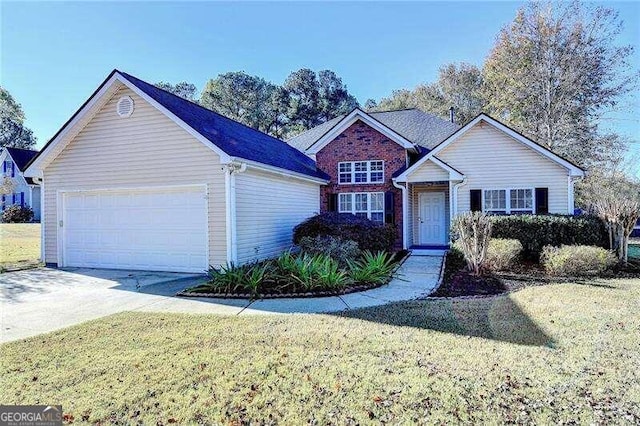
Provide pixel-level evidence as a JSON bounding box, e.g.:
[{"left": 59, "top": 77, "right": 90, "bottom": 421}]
[
  {"left": 451, "top": 212, "right": 492, "bottom": 275},
  {"left": 348, "top": 251, "right": 397, "bottom": 285}
]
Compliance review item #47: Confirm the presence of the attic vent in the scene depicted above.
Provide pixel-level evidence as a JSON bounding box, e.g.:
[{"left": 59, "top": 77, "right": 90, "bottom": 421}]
[{"left": 116, "top": 96, "right": 134, "bottom": 117}]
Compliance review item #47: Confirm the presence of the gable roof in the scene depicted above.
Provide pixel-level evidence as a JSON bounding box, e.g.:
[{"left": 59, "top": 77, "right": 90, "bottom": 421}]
[
  {"left": 288, "top": 108, "right": 460, "bottom": 152},
  {"left": 5, "top": 147, "right": 38, "bottom": 171},
  {"left": 24, "top": 70, "right": 329, "bottom": 182},
  {"left": 394, "top": 113, "right": 586, "bottom": 181}
]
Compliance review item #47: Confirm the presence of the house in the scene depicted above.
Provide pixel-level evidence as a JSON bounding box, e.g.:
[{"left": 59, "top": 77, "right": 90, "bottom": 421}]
[
  {"left": 633, "top": 219, "right": 640, "bottom": 238},
  {"left": 24, "top": 69, "right": 586, "bottom": 273},
  {"left": 24, "top": 70, "right": 329, "bottom": 273},
  {"left": 288, "top": 108, "right": 585, "bottom": 250},
  {"left": 1, "top": 147, "right": 41, "bottom": 220}
]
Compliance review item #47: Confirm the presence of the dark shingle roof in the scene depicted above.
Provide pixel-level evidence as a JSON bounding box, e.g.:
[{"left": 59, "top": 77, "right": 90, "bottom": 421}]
[
  {"left": 118, "top": 71, "right": 329, "bottom": 180},
  {"left": 5, "top": 147, "right": 39, "bottom": 172},
  {"left": 287, "top": 108, "right": 460, "bottom": 152}
]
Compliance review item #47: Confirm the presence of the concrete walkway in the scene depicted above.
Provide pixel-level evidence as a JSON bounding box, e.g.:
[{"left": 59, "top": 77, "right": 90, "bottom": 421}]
[{"left": 0, "top": 255, "right": 442, "bottom": 343}]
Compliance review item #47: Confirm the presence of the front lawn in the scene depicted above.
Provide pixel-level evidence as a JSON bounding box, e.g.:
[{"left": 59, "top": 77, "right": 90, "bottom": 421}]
[
  {"left": 630, "top": 244, "right": 640, "bottom": 259},
  {"left": 2, "top": 279, "right": 639, "bottom": 423},
  {"left": 0, "top": 223, "right": 41, "bottom": 271}
]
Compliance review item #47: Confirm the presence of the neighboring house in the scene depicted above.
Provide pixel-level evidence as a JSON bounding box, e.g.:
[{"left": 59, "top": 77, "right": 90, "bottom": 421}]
[
  {"left": 24, "top": 70, "right": 329, "bottom": 273},
  {"left": 288, "top": 108, "right": 585, "bottom": 250},
  {"left": 633, "top": 219, "right": 640, "bottom": 238},
  {"left": 24, "top": 69, "right": 586, "bottom": 273},
  {"left": 0, "top": 147, "right": 41, "bottom": 220}
]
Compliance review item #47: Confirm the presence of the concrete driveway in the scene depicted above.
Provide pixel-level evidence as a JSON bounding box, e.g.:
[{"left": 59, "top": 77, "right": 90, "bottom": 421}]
[{"left": 0, "top": 255, "right": 442, "bottom": 343}]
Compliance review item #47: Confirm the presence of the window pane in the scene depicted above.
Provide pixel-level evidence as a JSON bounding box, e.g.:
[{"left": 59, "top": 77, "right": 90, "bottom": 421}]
[
  {"left": 339, "top": 163, "right": 352, "bottom": 172},
  {"left": 370, "top": 161, "right": 383, "bottom": 171},
  {"left": 339, "top": 173, "right": 352, "bottom": 183},
  {"left": 484, "top": 190, "right": 506, "bottom": 210},
  {"left": 338, "top": 194, "right": 352, "bottom": 212},
  {"left": 355, "top": 193, "right": 368, "bottom": 211},
  {"left": 370, "top": 212, "right": 384, "bottom": 223},
  {"left": 354, "top": 172, "right": 368, "bottom": 183},
  {"left": 354, "top": 162, "right": 368, "bottom": 172},
  {"left": 370, "top": 171, "right": 384, "bottom": 182},
  {"left": 510, "top": 189, "right": 533, "bottom": 210},
  {"left": 370, "top": 193, "right": 384, "bottom": 210}
]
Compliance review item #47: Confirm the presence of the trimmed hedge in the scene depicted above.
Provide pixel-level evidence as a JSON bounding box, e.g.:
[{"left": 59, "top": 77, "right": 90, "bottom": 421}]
[
  {"left": 293, "top": 212, "right": 396, "bottom": 253},
  {"left": 541, "top": 245, "right": 616, "bottom": 276},
  {"left": 490, "top": 214, "right": 608, "bottom": 259},
  {"left": 485, "top": 238, "right": 523, "bottom": 271}
]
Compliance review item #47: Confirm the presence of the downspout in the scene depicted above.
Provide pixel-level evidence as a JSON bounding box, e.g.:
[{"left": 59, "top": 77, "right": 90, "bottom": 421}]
[
  {"left": 392, "top": 179, "right": 409, "bottom": 250},
  {"left": 568, "top": 175, "right": 582, "bottom": 215},
  {"left": 32, "top": 176, "right": 44, "bottom": 262},
  {"left": 224, "top": 162, "right": 247, "bottom": 264},
  {"left": 450, "top": 178, "right": 467, "bottom": 242}
]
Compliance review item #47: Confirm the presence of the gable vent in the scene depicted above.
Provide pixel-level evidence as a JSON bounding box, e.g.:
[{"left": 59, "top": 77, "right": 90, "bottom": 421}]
[{"left": 116, "top": 96, "right": 134, "bottom": 117}]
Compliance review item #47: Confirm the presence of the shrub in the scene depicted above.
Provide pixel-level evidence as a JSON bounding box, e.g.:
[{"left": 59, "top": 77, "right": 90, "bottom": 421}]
[
  {"left": 293, "top": 212, "right": 396, "bottom": 253},
  {"left": 485, "top": 238, "right": 523, "bottom": 271},
  {"left": 348, "top": 251, "right": 396, "bottom": 285},
  {"left": 2, "top": 205, "right": 34, "bottom": 223},
  {"left": 298, "top": 235, "right": 360, "bottom": 267},
  {"left": 490, "top": 214, "right": 608, "bottom": 260},
  {"left": 451, "top": 212, "right": 492, "bottom": 275},
  {"left": 541, "top": 245, "right": 616, "bottom": 276}
]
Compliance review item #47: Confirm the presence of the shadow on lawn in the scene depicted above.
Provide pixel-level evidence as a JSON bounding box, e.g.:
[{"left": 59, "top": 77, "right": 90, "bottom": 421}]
[{"left": 339, "top": 294, "right": 556, "bottom": 347}]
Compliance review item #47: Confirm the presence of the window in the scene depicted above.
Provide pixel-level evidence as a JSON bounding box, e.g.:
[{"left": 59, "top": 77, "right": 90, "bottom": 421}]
[
  {"left": 483, "top": 188, "right": 534, "bottom": 214},
  {"left": 337, "top": 160, "right": 384, "bottom": 184},
  {"left": 510, "top": 189, "right": 533, "bottom": 214},
  {"left": 338, "top": 192, "right": 385, "bottom": 222},
  {"left": 3, "top": 160, "right": 13, "bottom": 177}
]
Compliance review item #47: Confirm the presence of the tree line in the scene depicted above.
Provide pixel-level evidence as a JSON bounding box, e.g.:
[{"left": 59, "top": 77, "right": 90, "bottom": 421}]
[
  {"left": 156, "top": 68, "right": 358, "bottom": 139},
  {"left": 2, "top": 1, "right": 637, "bottom": 184}
]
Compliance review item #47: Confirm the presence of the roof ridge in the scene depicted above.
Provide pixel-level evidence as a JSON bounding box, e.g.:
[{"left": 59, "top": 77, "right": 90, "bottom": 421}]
[
  {"left": 286, "top": 114, "right": 346, "bottom": 142},
  {"left": 370, "top": 107, "right": 420, "bottom": 113}
]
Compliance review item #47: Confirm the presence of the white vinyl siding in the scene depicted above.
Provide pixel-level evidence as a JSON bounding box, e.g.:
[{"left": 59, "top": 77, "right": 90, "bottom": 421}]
[
  {"left": 235, "top": 169, "right": 319, "bottom": 263},
  {"left": 435, "top": 124, "right": 570, "bottom": 214},
  {"left": 41, "top": 85, "right": 227, "bottom": 267},
  {"left": 406, "top": 160, "right": 449, "bottom": 182}
]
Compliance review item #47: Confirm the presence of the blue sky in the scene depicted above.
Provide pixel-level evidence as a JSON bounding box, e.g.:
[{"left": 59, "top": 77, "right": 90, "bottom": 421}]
[{"left": 1, "top": 1, "right": 638, "bottom": 172}]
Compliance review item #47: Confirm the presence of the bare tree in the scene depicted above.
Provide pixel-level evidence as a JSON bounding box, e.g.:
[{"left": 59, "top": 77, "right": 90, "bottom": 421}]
[
  {"left": 0, "top": 176, "right": 14, "bottom": 211},
  {"left": 452, "top": 212, "right": 493, "bottom": 275},
  {"left": 587, "top": 171, "right": 640, "bottom": 263}
]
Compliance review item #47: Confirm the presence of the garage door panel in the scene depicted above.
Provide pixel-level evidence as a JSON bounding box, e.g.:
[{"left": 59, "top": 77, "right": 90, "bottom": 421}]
[{"left": 62, "top": 187, "right": 208, "bottom": 273}]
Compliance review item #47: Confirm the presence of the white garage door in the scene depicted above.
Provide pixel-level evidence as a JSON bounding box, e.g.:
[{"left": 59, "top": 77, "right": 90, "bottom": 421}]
[{"left": 62, "top": 186, "right": 208, "bottom": 273}]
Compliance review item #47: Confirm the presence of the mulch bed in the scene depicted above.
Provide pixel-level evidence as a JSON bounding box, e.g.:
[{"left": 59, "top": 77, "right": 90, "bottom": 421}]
[
  {"left": 431, "top": 251, "right": 640, "bottom": 298},
  {"left": 178, "top": 250, "right": 411, "bottom": 300}
]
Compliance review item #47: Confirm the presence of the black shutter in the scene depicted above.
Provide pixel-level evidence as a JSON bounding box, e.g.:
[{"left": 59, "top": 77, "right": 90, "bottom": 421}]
[
  {"left": 535, "top": 188, "right": 549, "bottom": 215},
  {"left": 470, "top": 190, "right": 482, "bottom": 212},
  {"left": 384, "top": 191, "right": 395, "bottom": 224},
  {"left": 328, "top": 193, "right": 338, "bottom": 212}
]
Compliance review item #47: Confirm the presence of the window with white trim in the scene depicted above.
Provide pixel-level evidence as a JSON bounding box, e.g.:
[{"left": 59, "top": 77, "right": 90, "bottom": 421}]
[
  {"left": 338, "top": 192, "right": 385, "bottom": 222},
  {"left": 338, "top": 160, "right": 384, "bottom": 184},
  {"left": 3, "top": 160, "right": 14, "bottom": 177},
  {"left": 483, "top": 188, "right": 534, "bottom": 214}
]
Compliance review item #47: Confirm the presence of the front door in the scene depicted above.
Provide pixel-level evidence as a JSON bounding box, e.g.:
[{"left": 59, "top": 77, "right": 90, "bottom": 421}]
[{"left": 419, "top": 192, "right": 446, "bottom": 245}]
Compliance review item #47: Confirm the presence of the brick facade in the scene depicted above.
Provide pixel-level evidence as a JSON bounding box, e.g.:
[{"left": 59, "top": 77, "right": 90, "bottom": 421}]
[{"left": 315, "top": 120, "right": 406, "bottom": 248}]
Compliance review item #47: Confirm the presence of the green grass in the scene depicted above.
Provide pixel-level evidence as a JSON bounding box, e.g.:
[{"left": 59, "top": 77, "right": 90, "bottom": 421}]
[
  {"left": 0, "top": 223, "right": 41, "bottom": 271},
  {"left": 629, "top": 244, "right": 639, "bottom": 259},
  {"left": 2, "top": 279, "right": 640, "bottom": 424}
]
